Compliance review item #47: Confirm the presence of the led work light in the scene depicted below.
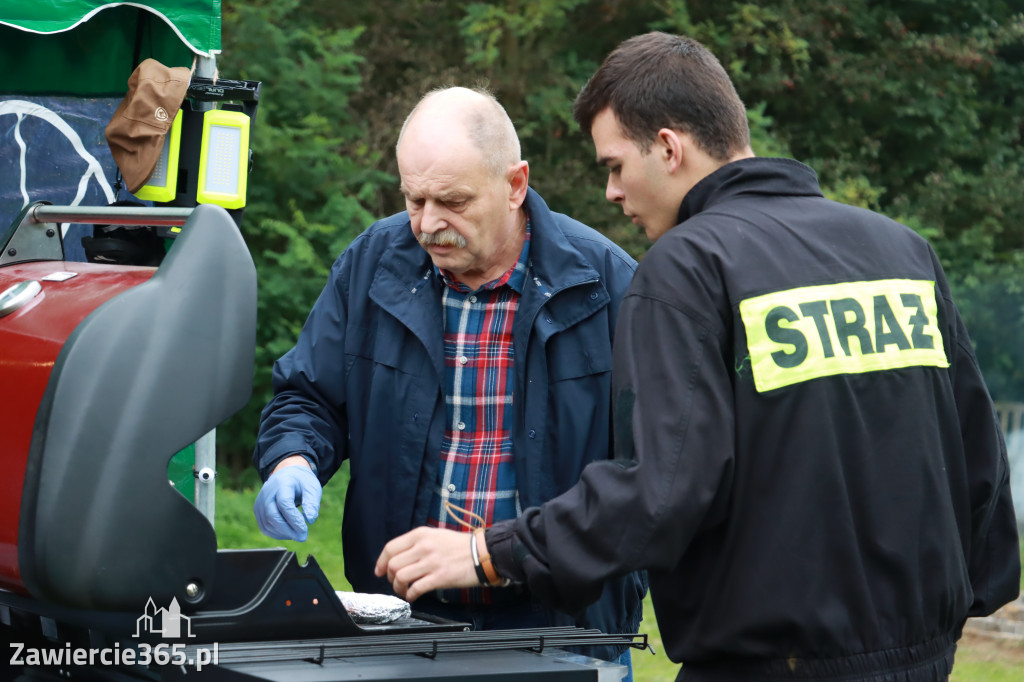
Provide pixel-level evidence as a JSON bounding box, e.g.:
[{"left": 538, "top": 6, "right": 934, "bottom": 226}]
[
  {"left": 196, "top": 109, "right": 250, "bottom": 209},
  {"left": 134, "top": 111, "right": 182, "bottom": 203}
]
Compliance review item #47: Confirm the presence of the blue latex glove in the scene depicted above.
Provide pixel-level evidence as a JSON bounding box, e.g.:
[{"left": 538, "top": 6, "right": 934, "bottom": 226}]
[{"left": 254, "top": 463, "right": 322, "bottom": 541}]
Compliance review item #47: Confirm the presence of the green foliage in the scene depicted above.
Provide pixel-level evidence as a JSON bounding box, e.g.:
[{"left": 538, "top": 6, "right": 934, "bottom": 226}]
[
  {"left": 213, "top": 0, "right": 390, "bottom": 470},
  {"left": 746, "top": 103, "right": 792, "bottom": 159},
  {"left": 680, "top": 1, "right": 1024, "bottom": 200},
  {"left": 214, "top": 0, "right": 1024, "bottom": 467}
]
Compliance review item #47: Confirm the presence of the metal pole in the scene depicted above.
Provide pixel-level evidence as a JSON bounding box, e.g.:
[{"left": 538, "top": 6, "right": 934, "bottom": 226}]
[
  {"left": 193, "top": 55, "right": 218, "bottom": 111},
  {"left": 30, "top": 205, "right": 193, "bottom": 226},
  {"left": 192, "top": 52, "right": 218, "bottom": 525},
  {"left": 194, "top": 430, "right": 216, "bottom": 526}
]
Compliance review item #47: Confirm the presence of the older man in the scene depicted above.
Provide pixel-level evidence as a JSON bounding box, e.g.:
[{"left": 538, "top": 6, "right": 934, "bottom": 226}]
[
  {"left": 252, "top": 87, "right": 644, "bottom": 668},
  {"left": 376, "top": 36, "right": 1021, "bottom": 682}
]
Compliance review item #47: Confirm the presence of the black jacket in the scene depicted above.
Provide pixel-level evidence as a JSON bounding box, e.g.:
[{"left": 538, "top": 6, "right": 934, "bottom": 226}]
[{"left": 488, "top": 158, "right": 1021, "bottom": 680}]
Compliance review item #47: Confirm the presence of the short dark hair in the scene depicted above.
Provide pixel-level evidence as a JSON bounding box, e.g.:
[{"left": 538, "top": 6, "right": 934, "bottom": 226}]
[{"left": 574, "top": 32, "right": 750, "bottom": 160}]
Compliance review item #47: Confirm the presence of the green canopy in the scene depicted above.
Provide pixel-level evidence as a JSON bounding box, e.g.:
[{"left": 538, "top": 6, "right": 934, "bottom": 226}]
[{"left": 0, "top": 1, "right": 221, "bottom": 95}]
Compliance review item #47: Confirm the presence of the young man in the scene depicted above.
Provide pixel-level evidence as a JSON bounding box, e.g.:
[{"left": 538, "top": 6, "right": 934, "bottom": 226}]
[
  {"left": 376, "top": 34, "right": 1021, "bottom": 681},
  {"left": 252, "top": 87, "right": 644, "bottom": 670}
]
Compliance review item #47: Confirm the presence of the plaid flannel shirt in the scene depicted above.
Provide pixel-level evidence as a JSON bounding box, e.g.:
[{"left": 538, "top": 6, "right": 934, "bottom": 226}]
[{"left": 425, "top": 222, "right": 531, "bottom": 604}]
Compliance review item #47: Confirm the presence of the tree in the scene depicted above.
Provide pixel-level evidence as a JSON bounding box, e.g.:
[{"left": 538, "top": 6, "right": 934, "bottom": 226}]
[
  {"left": 214, "top": 0, "right": 389, "bottom": 471},
  {"left": 213, "top": 0, "right": 1024, "bottom": 470}
]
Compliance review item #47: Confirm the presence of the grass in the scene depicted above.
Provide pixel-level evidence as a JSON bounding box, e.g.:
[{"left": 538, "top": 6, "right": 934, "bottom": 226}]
[
  {"left": 632, "top": 595, "right": 674, "bottom": 680},
  {"left": 215, "top": 467, "right": 352, "bottom": 592},
  {"left": 215, "top": 477, "right": 1023, "bottom": 681},
  {"left": 952, "top": 651, "right": 1024, "bottom": 682}
]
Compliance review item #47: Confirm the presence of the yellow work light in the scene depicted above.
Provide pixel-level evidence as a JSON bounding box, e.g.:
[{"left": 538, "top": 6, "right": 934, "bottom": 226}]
[
  {"left": 134, "top": 110, "right": 182, "bottom": 203},
  {"left": 196, "top": 109, "right": 250, "bottom": 209}
]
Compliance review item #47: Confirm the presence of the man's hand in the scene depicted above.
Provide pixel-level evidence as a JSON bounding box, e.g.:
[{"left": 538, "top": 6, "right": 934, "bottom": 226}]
[
  {"left": 375, "top": 527, "right": 479, "bottom": 602},
  {"left": 253, "top": 456, "right": 322, "bottom": 541}
]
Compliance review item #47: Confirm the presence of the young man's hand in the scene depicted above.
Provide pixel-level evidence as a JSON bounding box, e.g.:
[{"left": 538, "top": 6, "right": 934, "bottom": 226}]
[{"left": 375, "top": 527, "right": 479, "bottom": 601}]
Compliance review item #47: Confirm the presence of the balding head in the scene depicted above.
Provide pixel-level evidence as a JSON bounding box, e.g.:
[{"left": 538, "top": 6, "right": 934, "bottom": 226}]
[
  {"left": 397, "top": 87, "right": 521, "bottom": 177},
  {"left": 395, "top": 87, "right": 530, "bottom": 290}
]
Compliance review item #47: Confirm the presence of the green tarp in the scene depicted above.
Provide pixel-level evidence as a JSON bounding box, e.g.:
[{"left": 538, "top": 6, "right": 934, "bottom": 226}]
[{"left": 0, "top": 1, "right": 221, "bottom": 95}]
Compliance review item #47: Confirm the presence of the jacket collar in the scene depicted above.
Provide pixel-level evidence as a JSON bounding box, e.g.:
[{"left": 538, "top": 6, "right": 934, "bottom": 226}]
[
  {"left": 677, "top": 157, "right": 823, "bottom": 224},
  {"left": 368, "top": 187, "right": 602, "bottom": 379},
  {"left": 520, "top": 187, "right": 601, "bottom": 295}
]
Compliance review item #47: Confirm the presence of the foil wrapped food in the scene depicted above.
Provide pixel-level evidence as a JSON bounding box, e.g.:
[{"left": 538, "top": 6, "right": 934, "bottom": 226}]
[{"left": 336, "top": 591, "right": 412, "bottom": 624}]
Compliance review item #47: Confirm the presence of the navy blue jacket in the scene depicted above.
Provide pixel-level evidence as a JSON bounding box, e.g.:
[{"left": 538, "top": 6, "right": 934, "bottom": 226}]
[{"left": 254, "top": 188, "right": 646, "bottom": 655}]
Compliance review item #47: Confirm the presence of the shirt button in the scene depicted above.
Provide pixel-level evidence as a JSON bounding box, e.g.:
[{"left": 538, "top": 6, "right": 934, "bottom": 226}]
[
  {"left": 545, "top": 317, "right": 552, "bottom": 324},
  {"left": 590, "top": 292, "right": 599, "bottom": 300},
  {"left": 457, "top": 421, "right": 466, "bottom": 430},
  {"left": 459, "top": 356, "right": 468, "bottom": 365},
  {"left": 528, "top": 429, "right": 536, "bottom": 438},
  {"left": 447, "top": 483, "right": 456, "bottom": 493},
  {"left": 469, "top": 295, "right": 477, "bottom": 303}
]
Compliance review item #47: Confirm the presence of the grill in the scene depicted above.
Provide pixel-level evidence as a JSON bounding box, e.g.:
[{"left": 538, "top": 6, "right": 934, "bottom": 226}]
[{"left": 186, "top": 627, "right": 646, "bottom": 665}]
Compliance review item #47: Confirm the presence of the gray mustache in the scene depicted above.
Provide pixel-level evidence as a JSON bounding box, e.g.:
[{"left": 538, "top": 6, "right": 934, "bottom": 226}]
[{"left": 418, "top": 229, "right": 468, "bottom": 248}]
